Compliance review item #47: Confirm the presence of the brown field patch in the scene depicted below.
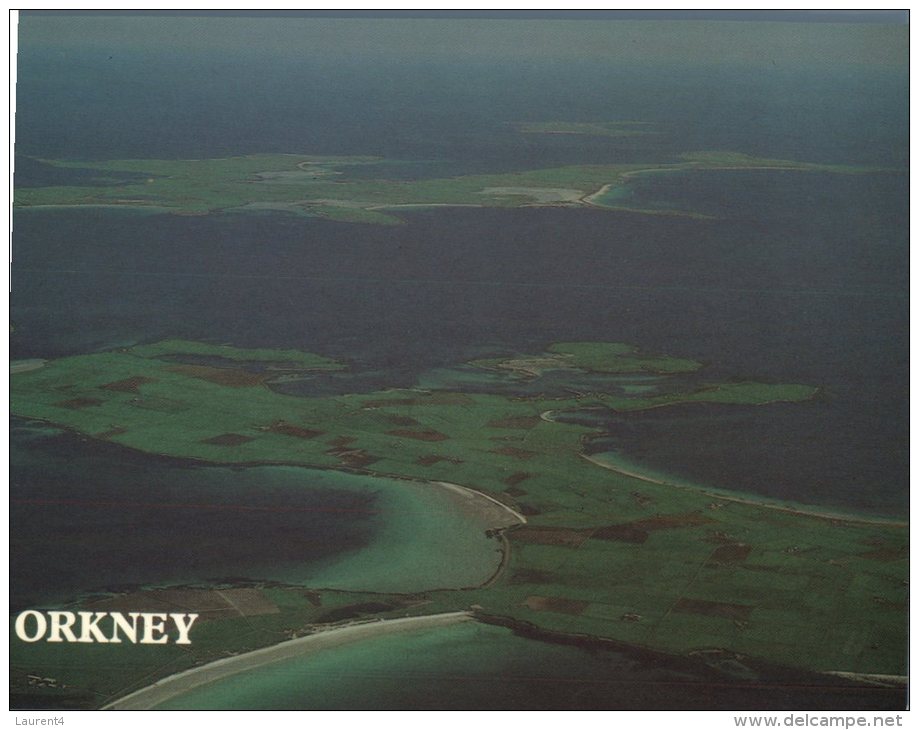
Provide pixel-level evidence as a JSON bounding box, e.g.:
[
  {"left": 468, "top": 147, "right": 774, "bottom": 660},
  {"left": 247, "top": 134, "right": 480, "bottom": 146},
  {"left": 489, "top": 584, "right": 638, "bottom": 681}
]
[
  {"left": 327, "top": 436, "right": 357, "bottom": 448},
  {"left": 591, "top": 524, "right": 650, "bottom": 544},
  {"left": 168, "top": 364, "right": 265, "bottom": 387},
  {"left": 99, "top": 375, "right": 158, "bottom": 393},
  {"left": 518, "top": 503, "right": 542, "bottom": 516},
  {"left": 859, "top": 547, "right": 908, "bottom": 562},
  {"left": 709, "top": 543, "right": 753, "bottom": 565},
  {"left": 491, "top": 446, "right": 539, "bottom": 460},
  {"left": 362, "top": 392, "right": 474, "bottom": 408},
  {"left": 217, "top": 588, "right": 280, "bottom": 616},
  {"left": 674, "top": 598, "right": 753, "bottom": 621},
  {"left": 524, "top": 595, "right": 589, "bottom": 615},
  {"left": 84, "top": 589, "right": 228, "bottom": 616},
  {"left": 302, "top": 590, "right": 323, "bottom": 606},
  {"left": 504, "top": 472, "right": 531, "bottom": 488},
  {"left": 504, "top": 486, "right": 527, "bottom": 497},
  {"left": 54, "top": 397, "right": 103, "bottom": 410},
  {"left": 265, "top": 421, "right": 324, "bottom": 439},
  {"left": 592, "top": 512, "right": 715, "bottom": 544},
  {"left": 509, "top": 568, "right": 555, "bottom": 584},
  {"left": 416, "top": 454, "right": 464, "bottom": 466},
  {"left": 386, "top": 429, "right": 449, "bottom": 442},
  {"left": 512, "top": 526, "right": 589, "bottom": 548},
  {"left": 487, "top": 416, "right": 541, "bottom": 429},
  {"left": 386, "top": 415, "right": 420, "bottom": 427},
  {"left": 201, "top": 433, "right": 255, "bottom": 446}
]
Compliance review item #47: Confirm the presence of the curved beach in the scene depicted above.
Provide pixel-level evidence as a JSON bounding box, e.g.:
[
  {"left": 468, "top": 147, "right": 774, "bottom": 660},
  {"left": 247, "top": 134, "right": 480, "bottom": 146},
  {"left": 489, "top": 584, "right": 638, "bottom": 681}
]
[
  {"left": 103, "top": 611, "right": 474, "bottom": 710},
  {"left": 300, "top": 475, "right": 526, "bottom": 594},
  {"left": 580, "top": 452, "right": 907, "bottom": 527},
  {"left": 99, "top": 480, "right": 524, "bottom": 710},
  {"left": 433, "top": 480, "right": 528, "bottom": 527}
]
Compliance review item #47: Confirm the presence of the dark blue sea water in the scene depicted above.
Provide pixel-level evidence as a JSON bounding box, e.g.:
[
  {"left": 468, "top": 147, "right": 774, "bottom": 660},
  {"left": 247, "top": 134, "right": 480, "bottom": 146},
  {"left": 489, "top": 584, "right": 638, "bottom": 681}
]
[
  {"left": 11, "top": 170, "right": 908, "bottom": 514},
  {"left": 9, "top": 419, "right": 381, "bottom": 610}
]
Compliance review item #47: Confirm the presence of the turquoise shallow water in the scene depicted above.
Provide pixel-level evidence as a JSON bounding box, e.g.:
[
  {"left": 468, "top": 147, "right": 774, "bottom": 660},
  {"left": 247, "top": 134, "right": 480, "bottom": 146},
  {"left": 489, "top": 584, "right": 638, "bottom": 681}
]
[
  {"left": 153, "top": 620, "right": 906, "bottom": 711},
  {"left": 305, "top": 480, "right": 503, "bottom": 593},
  {"left": 155, "top": 622, "right": 659, "bottom": 710},
  {"left": 10, "top": 421, "right": 502, "bottom": 607}
]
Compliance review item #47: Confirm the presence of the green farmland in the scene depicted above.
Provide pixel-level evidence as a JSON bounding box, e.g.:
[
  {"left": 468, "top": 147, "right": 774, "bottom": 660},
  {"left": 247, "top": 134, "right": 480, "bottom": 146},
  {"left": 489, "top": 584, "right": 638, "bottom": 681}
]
[{"left": 9, "top": 339, "right": 907, "bottom": 706}]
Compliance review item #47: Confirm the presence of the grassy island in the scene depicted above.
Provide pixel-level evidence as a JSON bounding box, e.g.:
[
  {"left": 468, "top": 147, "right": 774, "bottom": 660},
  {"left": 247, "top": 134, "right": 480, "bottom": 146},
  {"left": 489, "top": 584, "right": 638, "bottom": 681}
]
[
  {"left": 9, "top": 339, "right": 906, "bottom": 707},
  {"left": 13, "top": 149, "right": 878, "bottom": 225}
]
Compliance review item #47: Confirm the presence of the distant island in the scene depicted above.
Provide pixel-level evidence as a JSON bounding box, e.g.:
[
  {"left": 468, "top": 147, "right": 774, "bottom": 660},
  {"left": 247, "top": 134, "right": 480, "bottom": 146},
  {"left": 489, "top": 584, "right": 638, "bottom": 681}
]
[
  {"left": 14, "top": 145, "right": 878, "bottom": 225},
  {"left": 511, "top": 120, "right": 659, "bottom": 137}
]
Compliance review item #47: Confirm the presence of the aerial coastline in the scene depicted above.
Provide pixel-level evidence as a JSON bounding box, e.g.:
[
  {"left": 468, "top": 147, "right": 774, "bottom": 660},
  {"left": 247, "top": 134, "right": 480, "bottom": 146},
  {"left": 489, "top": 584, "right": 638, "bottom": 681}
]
[
  {"left": 13, "top": 149, "right": 885, "bottom": 225},
  {"left": 102, "top": 612, "right": 475, "bottom": 710},
  {"left": 10, "top": 337, "right": 907, "bottom": 707},
  {"left": 579, "top": 452, "right": 908, "bottom": 527}
]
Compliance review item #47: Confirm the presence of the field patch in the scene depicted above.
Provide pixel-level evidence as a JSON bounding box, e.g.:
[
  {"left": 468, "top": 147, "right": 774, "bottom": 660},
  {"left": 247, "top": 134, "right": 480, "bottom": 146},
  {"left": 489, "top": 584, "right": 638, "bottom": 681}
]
[
  {"left": 167, "top": 364, "right": 266, "bottom": 387},
  {"left": 503, "top": 472, "right": 531, "bottom": 488},
  {"left": 217, "top": 588, "right": 283, "bottom": 617},
  {"left": 386, "top": 429, "right": 449, "bottom": 442},
  {"left": 201, "top": 433, "right": 255, "bottom": 447},
  {"left": 99, "top": 375, "right": 158, "bottom": 393},
  {"left": 491, "top": 446, "right": 539, "bottom": 460},
  {"left": 859, "top": 547, "right": 907, "bottom": 562},
  {"left": 509, "top": 568, "right": 556, "bottom": 584},
  {"left": 82, "top": 588, "right": 279, "bottom": 621},
  {"left": 673, "top": 598, "right": 754, "bottom": 621},
  {"left": 264, "top": 421, "right": 324, "bottom": 439},
  {"left": 708, "top": 543, "right": 753, "bottom": 565},
  {"left": 386, "top": 415, "right": 420, "bottom": 426},
  {"left": 524, "top": 595, "right": 589, "bottom": 615},
  {"left": 416, "top": 454, "right": 464, "bottom": 466},
  {"left": 592, "top": 512, "right": 715, "bottom": 544}
]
